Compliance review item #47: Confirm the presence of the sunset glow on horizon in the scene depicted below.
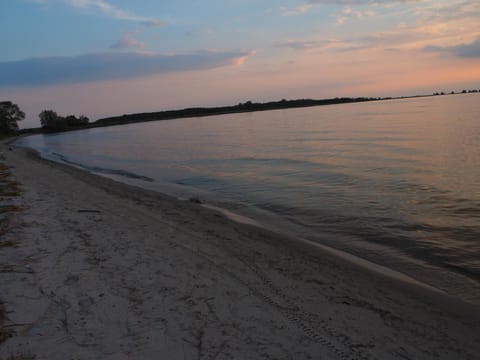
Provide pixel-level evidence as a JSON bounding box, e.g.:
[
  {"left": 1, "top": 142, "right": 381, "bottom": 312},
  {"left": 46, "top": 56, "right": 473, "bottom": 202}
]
[{"left": 1, "top": 0, "right": 480, "bottom": 127}]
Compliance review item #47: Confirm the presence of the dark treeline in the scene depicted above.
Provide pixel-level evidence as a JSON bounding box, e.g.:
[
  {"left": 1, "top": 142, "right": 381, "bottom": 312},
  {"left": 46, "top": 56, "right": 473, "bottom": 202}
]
[
  {"left": 17, "top": 110, "right": 90, "bottom": 135},
  {"left": 14, "top": 89, "right": 480, "bottom": 135},
  {"left": 95, "top": 97, "right": 378, "bottom": 127},
  {"left": 0, "top": 101, "right": 24, "bottom": 137},
  {"left": 39, "top": 110, "right": 89, "bottom": 132}
]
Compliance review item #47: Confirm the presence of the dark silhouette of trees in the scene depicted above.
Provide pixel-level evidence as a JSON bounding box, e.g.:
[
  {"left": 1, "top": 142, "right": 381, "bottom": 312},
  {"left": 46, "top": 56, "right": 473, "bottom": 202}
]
[
  {"left": 65, "top": 114, "right": 89, "bottom": 127},
  {"left": 39, "top": 110, "right": 64, "bottom": 132},
  {"left": 31, "top": 90, "right": 478, "bottom": 134},
  {"left": 39, "top": 110, "right": 89, "bottom": 132},
  {"left": 96, "top": 97, "right": 376, "bottom": 127},
  {"left": 0, "top": 101, "right": 24, "bottom": 135}
]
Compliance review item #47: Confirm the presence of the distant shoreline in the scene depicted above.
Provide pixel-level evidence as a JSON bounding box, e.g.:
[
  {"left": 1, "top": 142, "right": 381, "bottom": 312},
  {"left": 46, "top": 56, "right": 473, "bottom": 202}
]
[{"left": 20, "top": 91, "right": 475, "bottom": 135}]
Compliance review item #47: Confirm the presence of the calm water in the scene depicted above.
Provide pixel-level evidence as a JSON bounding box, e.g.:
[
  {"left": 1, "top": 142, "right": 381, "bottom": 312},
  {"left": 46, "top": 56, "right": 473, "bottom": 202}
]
[{"left": 18, "top": 95, "right": 480, "bottom": 303}]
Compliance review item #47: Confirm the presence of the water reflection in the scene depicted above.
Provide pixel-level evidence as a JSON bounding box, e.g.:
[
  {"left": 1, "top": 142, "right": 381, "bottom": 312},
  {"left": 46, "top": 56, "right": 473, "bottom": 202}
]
[{"left": 18, "top": 94, "right": 480, "bottom": 302}]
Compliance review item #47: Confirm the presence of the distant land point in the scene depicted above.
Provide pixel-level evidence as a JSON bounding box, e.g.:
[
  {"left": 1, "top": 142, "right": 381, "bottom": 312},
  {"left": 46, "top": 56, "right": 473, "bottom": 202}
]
[{"left": 20, "top": 89, "right": 479, "bottom": 134}]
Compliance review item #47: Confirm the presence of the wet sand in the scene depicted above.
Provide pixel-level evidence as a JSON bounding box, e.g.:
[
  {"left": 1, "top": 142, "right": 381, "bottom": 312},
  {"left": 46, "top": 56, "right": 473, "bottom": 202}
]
[{"left": 0, "top": 141, "right": 479, "bottom": 359}]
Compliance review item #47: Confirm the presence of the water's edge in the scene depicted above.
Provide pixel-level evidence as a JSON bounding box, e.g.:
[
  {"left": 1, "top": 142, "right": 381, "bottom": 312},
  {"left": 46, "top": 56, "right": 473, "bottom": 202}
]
[
  {"left": 18, "top": 141, "right": 480, "bottom": 308},
  {"left": 14, "top": 96, "right": 480, "bottom": 305}
]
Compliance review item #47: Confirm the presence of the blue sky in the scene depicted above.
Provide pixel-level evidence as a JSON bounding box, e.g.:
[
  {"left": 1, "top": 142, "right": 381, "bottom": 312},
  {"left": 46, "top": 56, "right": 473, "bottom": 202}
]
[{"left": 1, "top": 0, "right": 479, "bottom": 127}]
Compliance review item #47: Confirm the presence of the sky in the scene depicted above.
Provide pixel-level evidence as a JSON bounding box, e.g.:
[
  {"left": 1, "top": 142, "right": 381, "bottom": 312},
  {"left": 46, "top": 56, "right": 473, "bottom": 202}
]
[{"left": 1, "top": 0, "right": 479, "bottom": 128}]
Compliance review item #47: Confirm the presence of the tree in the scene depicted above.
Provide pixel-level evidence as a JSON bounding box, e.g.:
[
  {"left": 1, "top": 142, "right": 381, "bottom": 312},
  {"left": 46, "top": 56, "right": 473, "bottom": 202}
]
[
  {"left": 39, "top": 110, "right": 66, "bottom": 132},
  {"left": 0, "top": 101, "right": 25, "bottom": 134},
  {"left": 65, "top": 115, "right": 78, "bottom": 126},
  {"left": 65, "top": 114, "right": 89, "bottom": 127},
  {"left": 39, "top": 110, "right": 89, "bottom": 132},
  {"left": 78, "top": 115, "right": 89, "bottom": 125},
  {"left": 39, "top": 110, "right": 58, "bottom": 128}
]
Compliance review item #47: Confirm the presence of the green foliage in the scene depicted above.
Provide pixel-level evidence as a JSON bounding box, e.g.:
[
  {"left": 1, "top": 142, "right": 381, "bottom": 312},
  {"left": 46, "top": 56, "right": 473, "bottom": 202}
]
[{"left": 0, "top": 101, "right": 24, "bottom": 135}]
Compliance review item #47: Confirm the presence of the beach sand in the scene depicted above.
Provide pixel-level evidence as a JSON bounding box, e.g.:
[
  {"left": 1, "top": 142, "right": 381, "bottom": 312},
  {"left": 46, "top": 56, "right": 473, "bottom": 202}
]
[{"left": 0, "top": 141, "right": 479, "bottom": 359}]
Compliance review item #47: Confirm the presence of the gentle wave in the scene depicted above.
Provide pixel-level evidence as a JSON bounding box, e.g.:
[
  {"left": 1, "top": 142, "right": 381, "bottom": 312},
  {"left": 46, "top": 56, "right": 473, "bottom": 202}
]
[
  {"left": 16, "top": 95, "right": 480, "bottom": 304},
  {"left": 50, "top": 152, "right": 154, "bottom": 182}
]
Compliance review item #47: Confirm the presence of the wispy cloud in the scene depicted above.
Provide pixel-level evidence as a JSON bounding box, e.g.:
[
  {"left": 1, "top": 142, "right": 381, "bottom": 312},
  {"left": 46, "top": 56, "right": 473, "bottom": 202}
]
[
  {"left": 424, "top": 38, "right": 480, "bottom": 58},
  {"left": 111, "top": 32, "right": 144, "bottom": 50},
  {"left": 279, "top": 4, "right": 316, "bottom": 16},
  {"left": 275, "top": 0, "right": 480, "bottom": 58},
  {"left": 0, "top": 51, "right": 253, "bottom": 87},
  {"left": 306, "top": 0, "right": 422, "bottom": 4},
  {"left": 414, "top": 0, "right": 480, "bottom": 23},
  {"left": 335, "top": 6, "right": 376, "bottom": 24},
  {"left": 35, "top": 0, "right": 165, "bottom": 26},
  {"left": 276, "top": 39, "right": 345, "bottom": 51},
  {"left": 294, "top": 0, "right": 480, "bottom": 52}
]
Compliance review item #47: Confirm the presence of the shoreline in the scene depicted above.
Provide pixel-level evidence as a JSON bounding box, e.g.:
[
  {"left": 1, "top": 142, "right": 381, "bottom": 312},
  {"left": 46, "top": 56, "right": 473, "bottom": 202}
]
[
  {"left": 20, "top": 92, "right": 471, "bottom": 135},
  {"left": 15, "top": 141, "right": 469, "bottom": 302},
  {"left": 0, "top": 140, "right": 479, "bottom": 359},
  {"left": 19, "top": 134, "right": 480, "bottom": 306},
  {"left": 202, "top": 203, "right": 445, "bottom": 296}
]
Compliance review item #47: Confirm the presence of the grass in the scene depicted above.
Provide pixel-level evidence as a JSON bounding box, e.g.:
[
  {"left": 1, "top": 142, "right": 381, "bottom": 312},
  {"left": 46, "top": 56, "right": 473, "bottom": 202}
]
[
  {"left": 1, "top": 355, "right": 36, "bottom": 360},
  {"left": 0, "top": 301, "right": 12, "bottom": 344},
  {"left": 0, "top": 219, "right": 10, "bottom": 237},
  {"left": 0, "top": 239, "right": 15, "bottom": 248},
  {"left": 0, "top": 165, "right": 22, "bottom": 198},
  {"left": 0, "top": 159, "right": 25, "bottom": 349},
  {"left": 0, "top": 162, "right": 22, "bottom": 238},
  {"left": 0, "top": 205, "right": 27, "bottom": 215}
]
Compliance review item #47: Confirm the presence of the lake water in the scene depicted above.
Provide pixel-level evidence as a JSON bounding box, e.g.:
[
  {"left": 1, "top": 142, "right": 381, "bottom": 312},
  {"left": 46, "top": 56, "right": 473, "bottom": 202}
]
[{"left": 18, "top": 94, "right": 480, "bottom": 304}]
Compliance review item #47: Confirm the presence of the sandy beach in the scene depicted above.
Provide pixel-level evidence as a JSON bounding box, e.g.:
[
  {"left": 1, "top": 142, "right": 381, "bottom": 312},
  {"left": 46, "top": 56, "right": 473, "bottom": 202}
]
[{"left": 0, "top": 140, "right": 479, "bottom": 360}]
